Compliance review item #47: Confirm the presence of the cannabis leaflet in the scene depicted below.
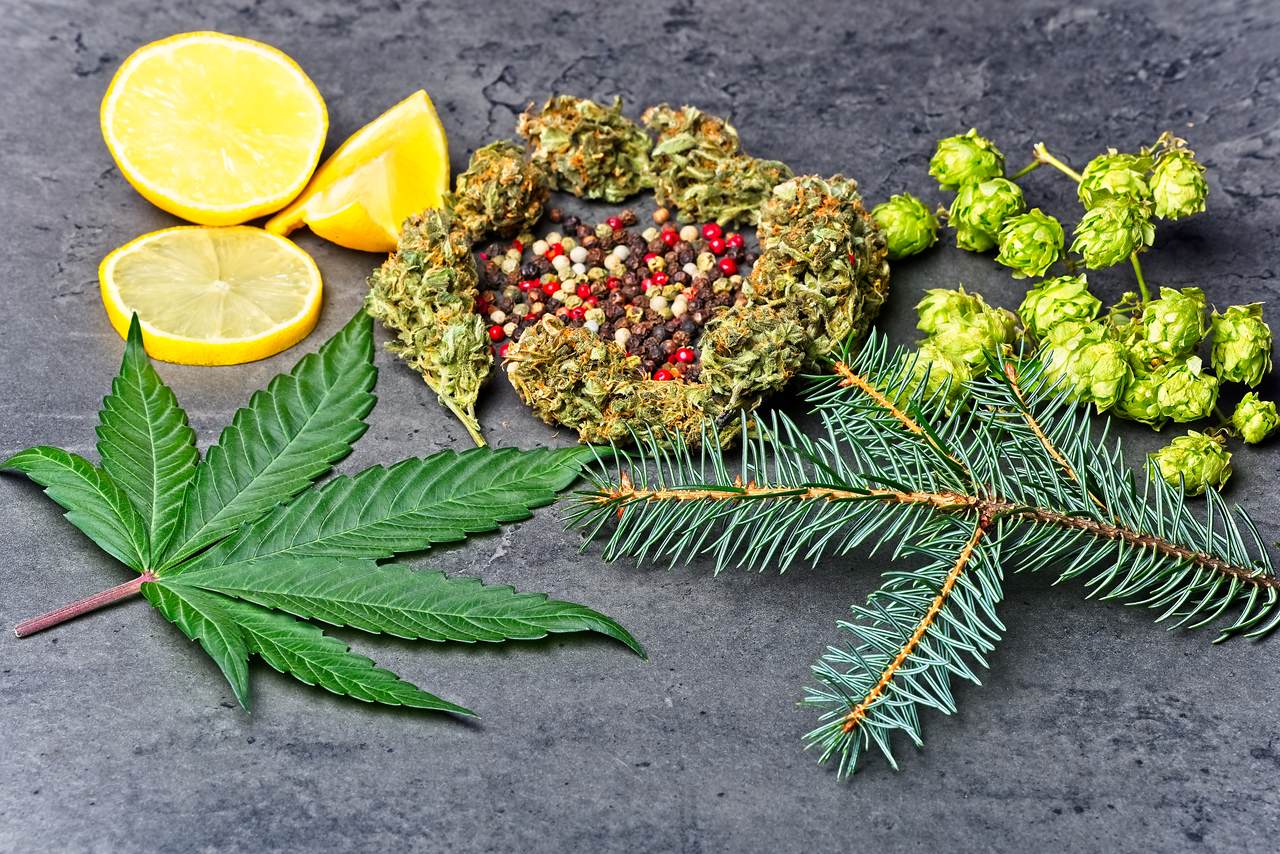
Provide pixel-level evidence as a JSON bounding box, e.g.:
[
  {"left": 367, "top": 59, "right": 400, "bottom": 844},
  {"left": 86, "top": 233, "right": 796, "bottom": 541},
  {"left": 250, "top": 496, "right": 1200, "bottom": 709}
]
[{"left": 5, "top": 312, "right": 643, "bottom": 714}]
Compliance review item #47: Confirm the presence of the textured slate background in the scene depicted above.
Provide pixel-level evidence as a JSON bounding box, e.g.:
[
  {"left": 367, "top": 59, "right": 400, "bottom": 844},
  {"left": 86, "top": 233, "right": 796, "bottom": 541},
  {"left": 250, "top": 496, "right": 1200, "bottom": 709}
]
[{"left": 3, "top": 1, "right": 1279, "bottom": 851}]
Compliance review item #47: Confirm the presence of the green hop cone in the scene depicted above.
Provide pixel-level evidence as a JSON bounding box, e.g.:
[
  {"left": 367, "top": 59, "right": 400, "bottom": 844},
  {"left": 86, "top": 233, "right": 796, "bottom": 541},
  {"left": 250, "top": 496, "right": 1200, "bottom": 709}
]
[
  {"left": 1153, "top": 355, "right": 1218, "bottom": 422},
  {"left": 871, "top": 193, "right": 939, "bottom": 260},
  {"left": 1210, "top": 303, "right": 1272, "bottom": 386},
  {"left": 949, "top": 178, "right": 1026, "bottom": 252},
  {"left": 995, "top": 208, "right": 1064, "bottom": 278},
  {"left": 1150, "top": 147, "right": 1208, "bottom": 220},
  {"left": 1070, "top": 197, "right": 1155, "bottom": 269},
  {"left": 1018, "top": 274, "right": 1101, "bottom": 339},
  {"left": 1232, "top": 393, "right": 1280, "bottom": 444},
  {"left": 931, "top": 306, "right": 1018, "bottom": 371},
  {"left": 1134, "top": 286, "right": 1207, "bottom": 361},
  {"left": 1077, "top": 150, "right": 1152, "bottom": 209},
  {"left": 1150, "top": 431, "right": 1232, "bottom": 496},
  {"left": 1039, "top": 320, "right": 1132, "bottom": 411},
  {"left": 929, "top": 129, "right": 1005, "bottom": 191},
  {"left": 915, "top": 285, "right": 986, "bottom": 336},
  {"left": 896, "top": 338, "right": 974, "bottom": 410},
  {"left": 1112, "top": 364, "right": 1166, "bottom": 427}
]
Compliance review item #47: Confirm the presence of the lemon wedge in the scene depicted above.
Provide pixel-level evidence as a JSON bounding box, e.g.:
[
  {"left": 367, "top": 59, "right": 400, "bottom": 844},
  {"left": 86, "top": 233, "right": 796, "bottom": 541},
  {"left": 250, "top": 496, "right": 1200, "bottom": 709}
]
[
  {"left": 100, "top": 227, "right": 323, "bottom": 365},
  {"left": 265, "top": 90, "right": 450, "bottom": 253},
  {"left": 101, "top": 32, "right": 328, "bottom": 226}
]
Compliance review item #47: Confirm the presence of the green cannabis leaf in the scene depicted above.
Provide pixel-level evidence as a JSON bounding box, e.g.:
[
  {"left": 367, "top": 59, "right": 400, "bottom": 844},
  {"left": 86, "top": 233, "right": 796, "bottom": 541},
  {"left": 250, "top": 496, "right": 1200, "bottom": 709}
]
[{"left": 5, "top": 312, "right": 643, "bottom": 716}]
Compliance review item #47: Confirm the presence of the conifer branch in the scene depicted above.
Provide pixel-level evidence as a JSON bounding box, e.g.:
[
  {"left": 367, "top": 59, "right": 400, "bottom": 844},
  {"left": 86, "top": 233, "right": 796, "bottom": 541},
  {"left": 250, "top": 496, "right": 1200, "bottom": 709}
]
[{"left": 569, "top": 331, "right": 1280, "bottom": 775}]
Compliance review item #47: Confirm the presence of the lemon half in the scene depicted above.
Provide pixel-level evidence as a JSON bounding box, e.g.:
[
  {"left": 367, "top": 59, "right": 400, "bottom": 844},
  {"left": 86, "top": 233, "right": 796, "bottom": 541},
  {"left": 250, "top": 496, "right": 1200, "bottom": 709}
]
[
  {"left": 101, "top": 32, "right": 329, "bottom": 226},
  {"left": 266, "top": 90, "right": 450, "bottom": 252},
  {"left": 100, "top": 226, "right": 323, "bottom": 365}
]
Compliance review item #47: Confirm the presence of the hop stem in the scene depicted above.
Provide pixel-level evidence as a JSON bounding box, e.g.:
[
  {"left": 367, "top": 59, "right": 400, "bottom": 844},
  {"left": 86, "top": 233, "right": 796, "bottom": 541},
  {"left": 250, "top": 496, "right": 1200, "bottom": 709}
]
[
  {"left": 14, "top": 572, "right": 153, "bottom": 638},
  {"left": 1129, "top": 253, "right": 1152, "bottom": 303},
  {"left": 1032, "top": 142, "right": 1084, "bottom": 183},
  {"left": 1008, "top": 159, "right": 1043, "bottom": 181}
]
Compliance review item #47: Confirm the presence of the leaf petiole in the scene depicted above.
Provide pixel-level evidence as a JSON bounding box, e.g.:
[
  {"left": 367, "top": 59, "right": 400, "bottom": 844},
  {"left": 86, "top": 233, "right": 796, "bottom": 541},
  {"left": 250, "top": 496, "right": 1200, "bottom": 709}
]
[{"left": 15, "top": 571, "right": 154, "bottom": 638}]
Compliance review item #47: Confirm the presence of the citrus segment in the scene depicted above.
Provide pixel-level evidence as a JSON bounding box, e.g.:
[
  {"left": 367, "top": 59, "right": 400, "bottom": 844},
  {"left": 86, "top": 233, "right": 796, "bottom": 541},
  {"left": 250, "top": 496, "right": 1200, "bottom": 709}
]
[
  {"left": 265, "top": 90, "right": 450, "bottom": 252},
  {"left": 101, "top": 31, "right": 328, "bottom": 226},
  {"left": 100, "top": 227, "right": 323, "bottom": 365}
]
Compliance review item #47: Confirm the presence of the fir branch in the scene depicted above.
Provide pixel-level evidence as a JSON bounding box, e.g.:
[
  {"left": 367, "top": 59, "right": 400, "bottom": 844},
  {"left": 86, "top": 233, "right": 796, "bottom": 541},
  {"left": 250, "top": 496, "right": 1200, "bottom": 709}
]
[{"left": 571, "top": 330, "right": 1280, "bottom": 775}]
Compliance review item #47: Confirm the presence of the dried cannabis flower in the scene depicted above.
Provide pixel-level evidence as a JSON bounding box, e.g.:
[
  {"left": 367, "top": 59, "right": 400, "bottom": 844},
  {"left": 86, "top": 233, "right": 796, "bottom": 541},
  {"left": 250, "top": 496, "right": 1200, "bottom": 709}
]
[
  {"left": 748, "top": 173, "right": 891, "bottom": 362},
  {"left": 1151, "top": 430, "right": 1232, "bottom": 495},
  {"left": 517, "top": 95, "right": 651, "bottom": 202},
  {"left": 871, "top": 193, "right": 939, "bottom": 260},
  {"left": 366, "top": 209, "right": 491, "bottom": 446},
  {"left": 642, "top": 104, "right": 794, "bottom": 227},
  {"left": 447, "top": 140, "right": 549, "bottom": 242}
]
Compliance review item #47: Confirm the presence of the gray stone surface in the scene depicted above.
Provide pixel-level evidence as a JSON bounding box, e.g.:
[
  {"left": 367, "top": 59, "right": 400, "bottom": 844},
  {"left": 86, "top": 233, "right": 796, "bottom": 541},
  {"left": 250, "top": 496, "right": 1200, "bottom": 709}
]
[{"left": 2, "top": 0, "right": 1279, "bottom": 851}]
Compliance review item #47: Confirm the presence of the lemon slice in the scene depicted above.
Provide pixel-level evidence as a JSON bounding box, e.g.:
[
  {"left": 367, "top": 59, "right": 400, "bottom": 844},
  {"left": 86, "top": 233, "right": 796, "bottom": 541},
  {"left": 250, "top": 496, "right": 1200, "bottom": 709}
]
[
  {"left": 265, "top": 90, "right": 449, "bottom": 253},
  {"left": 101, "top": 32, "right": 328, "bottom": 226},
  {"left": 100, "top": 227, "right": 323, "bottom": 365}
]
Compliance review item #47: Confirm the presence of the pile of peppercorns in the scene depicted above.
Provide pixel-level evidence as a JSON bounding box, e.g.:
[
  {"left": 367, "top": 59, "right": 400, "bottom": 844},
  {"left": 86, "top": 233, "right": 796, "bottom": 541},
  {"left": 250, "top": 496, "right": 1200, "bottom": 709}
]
[{"left": 475, "top": 207, "right": 757, "bottom": 381}]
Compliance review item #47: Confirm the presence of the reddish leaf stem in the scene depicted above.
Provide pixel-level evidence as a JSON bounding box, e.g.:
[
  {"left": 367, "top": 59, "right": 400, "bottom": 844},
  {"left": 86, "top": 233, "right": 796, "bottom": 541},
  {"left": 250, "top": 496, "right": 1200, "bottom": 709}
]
[{"left": 14, "top": 572, "right": 153, "bottom": 638}]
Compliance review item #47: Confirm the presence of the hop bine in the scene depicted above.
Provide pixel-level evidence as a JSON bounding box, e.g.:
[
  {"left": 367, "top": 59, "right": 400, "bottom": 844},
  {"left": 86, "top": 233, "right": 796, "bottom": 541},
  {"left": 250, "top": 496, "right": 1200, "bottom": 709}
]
[{"left": 567, "top": 331, "right": 1280, "bottom": 778}]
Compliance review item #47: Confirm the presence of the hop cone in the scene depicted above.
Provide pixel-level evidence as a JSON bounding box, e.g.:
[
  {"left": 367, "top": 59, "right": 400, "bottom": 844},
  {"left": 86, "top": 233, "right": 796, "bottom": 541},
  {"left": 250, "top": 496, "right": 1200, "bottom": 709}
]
[
  {"left": 1018, "top": 274, "right": 1101, "bottom": 339},
  {"left": 1151, "top": 431, "right": 1232, "bottom": 496},
  {"left": 1077, "top": 150, "right": 1152, "bottom": 209},
  {"left": 1112, "top": 364, "right": 1165, "bottom": 427},
  {"left": 1153, "top": 355, "right": 1219, "bottom": 423},
  {"left": 1040, "top": 320, "right": 1132, "bottom": 411},
  {"left": 929, "top": 129, "right": 1004, "bottom": 190},
  {"left": 872, "top": 193, "right": 939, "bottom": 259},
  {"left": 1232, "top": 393, "right": 1280, "bottom": 444},
  {"left": 896, "top": 338, "right": 974, "bottom": 409},
  {"left": 1135, "top": 286, "right": 1207, "bottom": 362},
  {"left": 1070, "top": 197, "right": 1155, "bottom": 269},
  {"left": 949, "top": 178, "right": 1025, "bottom": 252},
  {"left": 995, "top": 208, "right": 1064, "bottom": 278},
  {"left": 1151, "top": 147, "right": 1208, "bottom": 220},
  {"left": 915, "top": 286, "right": 987, "bottom": 337},
  {"left": 1211, "top": 303, "right": 1272, "bottom": 386}
]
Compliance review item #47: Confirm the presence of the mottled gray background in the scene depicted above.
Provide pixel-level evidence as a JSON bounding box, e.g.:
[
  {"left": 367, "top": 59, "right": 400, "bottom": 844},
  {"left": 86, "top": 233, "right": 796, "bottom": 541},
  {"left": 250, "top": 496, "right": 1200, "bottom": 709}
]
[{"left": 3, "top": 1, "right": 1279, "bottom": 851}]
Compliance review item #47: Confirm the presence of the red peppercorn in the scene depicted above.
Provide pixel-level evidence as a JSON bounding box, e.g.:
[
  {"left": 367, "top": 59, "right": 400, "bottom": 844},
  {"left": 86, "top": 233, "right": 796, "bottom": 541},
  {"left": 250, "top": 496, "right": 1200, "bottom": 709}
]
[
  {"left": 660, "top": 228, "right": 679, "bottom": 247},
  {"left": 726, "top": 233, "right": 744, "bottom": 249},
  {"left": 545, "top": 243, "right": 564, "bottom": 260},
  {"left": 569, "top": 306, "right": 586, "bottom": 321},
  {"left": 707, "top": 237, "right": 726, "bottom": 255},
  {"left": 643, "top": 251, "right": 658, "bottom": 264},
  {"left": 642, "top": 277, "right": 653, "bottom": 292},
  {"left": 511, "top": 240, "right": 523, "bottom": 254},
  {"left": 675, "top": 347, "right": 696, "bottom": 363},
  {"left": 701, "top": 223, "right": 722, "bottom": 240},
  {"left": 518, "top": 279, "right": 533, "bottom": 292},
  {"left": 653, "top": 369, "right": 674, "bottom": 381},
  {"left": 586, "top": 295, "right": 599, "bottom": 307},
  {"left": 718, "top": 257, "right": 738, "bottom": 276},
  {"left": 576, "top": 282, "right": 592, "bottom": 299},
  {"left": 606, "top": 276, "right": 621, "bottom": 290},
  {"left": 487, "top": 325, "right": 505, "bottom": 342},
  {"left": 541, "top": 280, "right": 559, "bottom": 296},
  {"left": 606, "top": 215, "right": 623, "bottom": 231},
  {"left": 652, "top": 271, "right": 669, "bottom": 286},
  {"left": 478, "top": 251, "right": 489, "bottom": 261},
  {"left": 497, "top": 342, "right": 510, "bottom": 358}
]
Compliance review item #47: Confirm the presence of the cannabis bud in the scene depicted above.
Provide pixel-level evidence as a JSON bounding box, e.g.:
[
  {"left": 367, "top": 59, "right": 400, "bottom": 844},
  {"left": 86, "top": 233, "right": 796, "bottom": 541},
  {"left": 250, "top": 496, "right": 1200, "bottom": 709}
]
[
  {"left": 1150, "top": 431, "right": 1232, "bottom": 496},
  {"left": 871, "top": 193, "right": 939, "bottom": 260},
  {"left": 1153, "top": 355, "right": 1219, "bottom": 423},
  {"left": 1112, "top": 365, "right": 1165, "bottom": 427},
  {"left": 928, "top": 129, "right": 1004, "bottom": 190},
  {"left": 1039, "top": 321, "right": 1132, "bottom": 411},
  {"left": 897, "top": 338, "right": 974, "bottom": 409},
  {"left": 1150, "top": 146, "right": 1208, "bottom": 220},
  {"left": 1210, "top": 303, "right": 1272, "bottom": 387},
  {"left": 1017, "top": 274, "right": 1101, "bottom": 339},
  {"left": 447, "top": 140, "right": 549, "bottom": 242},
  {"left": 366, "top": 209, "right": 492, "bottom": 446},
  {"left": 995, "top": 208, "right": 1064, "bottom": 278},
  {"left": 1232, "top": 393, "right": 1280, "bottom": 444},
  {"left": 642, "top": 104, "right": 793, "bottom": 227},
  {"left": 1076, "top": 150, "right": 1151, "bottom": 209},
  {"left": 516, "top": 95, "right": 651, "bottom": 202},
  {"left": 1069, "top": 197, "right": 1155, "bottom": 269},
  {"left": 1134, "top": 286, "right": 1207, "bottom": 362},
  {"left": 949, "top": 178, "right": 1026, "bottom": 252}
]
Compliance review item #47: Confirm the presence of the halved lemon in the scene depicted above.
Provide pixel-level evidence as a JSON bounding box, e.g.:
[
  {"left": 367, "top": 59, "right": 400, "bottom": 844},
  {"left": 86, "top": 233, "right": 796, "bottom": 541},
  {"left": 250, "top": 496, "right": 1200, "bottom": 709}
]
[
  {"left": 100, "top": 227, "right": 323, "bottom": 365},
  {"left": 101, "top": 32, "right": 328, "bottom": 226},
  {"left": 265, "top": 90, "right": 450, "bottom": 253}
]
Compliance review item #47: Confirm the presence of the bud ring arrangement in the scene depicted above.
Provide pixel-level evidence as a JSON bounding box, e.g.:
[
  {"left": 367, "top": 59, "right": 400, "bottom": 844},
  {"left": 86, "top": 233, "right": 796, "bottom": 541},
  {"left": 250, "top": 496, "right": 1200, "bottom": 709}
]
[{"left": 367, "top": 96, "right": 891, "bottom": 446}]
